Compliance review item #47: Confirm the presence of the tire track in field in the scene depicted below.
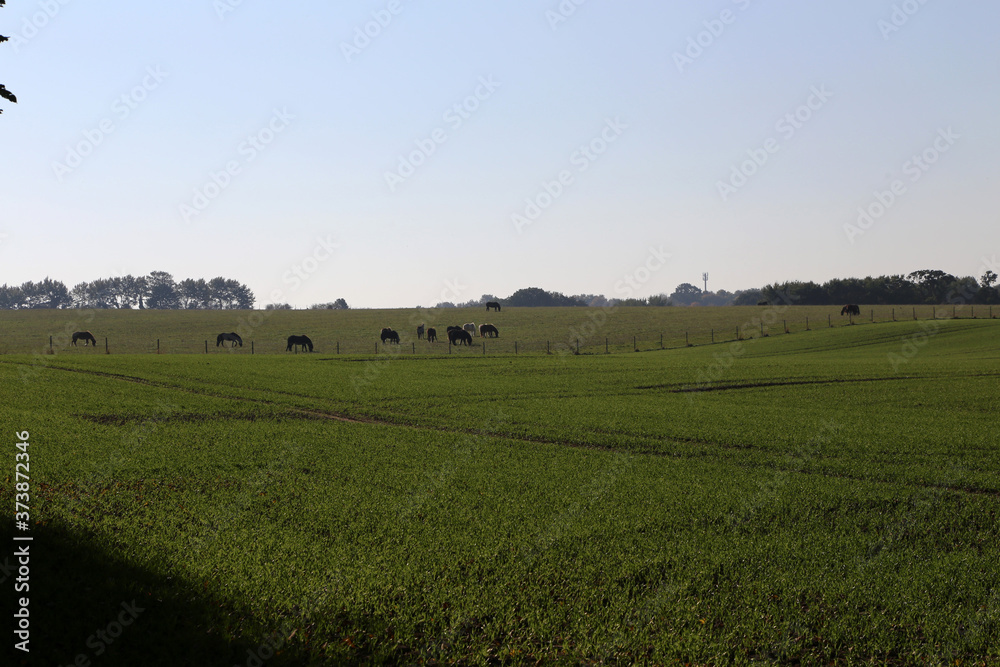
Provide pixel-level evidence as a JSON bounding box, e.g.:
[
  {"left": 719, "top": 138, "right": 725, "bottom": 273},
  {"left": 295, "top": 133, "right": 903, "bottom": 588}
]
[{"left": 10, "top": 361, "right": 1000, "bottom": 500}]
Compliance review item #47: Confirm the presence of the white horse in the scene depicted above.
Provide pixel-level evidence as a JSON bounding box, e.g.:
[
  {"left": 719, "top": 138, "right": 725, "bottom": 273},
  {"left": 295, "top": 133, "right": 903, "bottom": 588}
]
[{"left": 463, "top": 322, "right": 477, "bottom": 337}]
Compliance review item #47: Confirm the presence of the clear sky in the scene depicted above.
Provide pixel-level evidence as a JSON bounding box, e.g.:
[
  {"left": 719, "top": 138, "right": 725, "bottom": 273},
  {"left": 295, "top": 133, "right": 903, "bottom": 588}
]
[{"left": 2, "top": 1, "right": 998, "bottom": 308}]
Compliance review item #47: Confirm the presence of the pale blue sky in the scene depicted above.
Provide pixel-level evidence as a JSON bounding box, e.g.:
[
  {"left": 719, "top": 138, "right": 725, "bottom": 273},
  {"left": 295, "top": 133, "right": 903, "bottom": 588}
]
[{"left": 2, "top": 1, "right": 997, "bottom": 307}]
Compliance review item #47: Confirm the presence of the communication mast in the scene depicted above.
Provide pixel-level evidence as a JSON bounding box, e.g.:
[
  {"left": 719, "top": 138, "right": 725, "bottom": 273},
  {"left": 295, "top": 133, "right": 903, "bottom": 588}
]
[{"left": 702, "top": 272, "right": 708, "bottom": 292}]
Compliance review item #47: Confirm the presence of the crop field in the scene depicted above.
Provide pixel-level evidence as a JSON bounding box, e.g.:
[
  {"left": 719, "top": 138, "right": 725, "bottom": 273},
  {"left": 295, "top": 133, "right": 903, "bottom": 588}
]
[{"left": 2, "top": 310, "right": 999, "bottom": 665}]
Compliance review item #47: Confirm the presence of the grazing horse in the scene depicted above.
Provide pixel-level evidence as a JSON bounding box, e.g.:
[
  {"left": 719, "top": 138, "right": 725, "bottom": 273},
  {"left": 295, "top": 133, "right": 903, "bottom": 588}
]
[
  {"left": 485, "top": 301, "right": 501, "bottom": 312},
  {"left": 286, "top": 335, "right": 313, "bottom": 352},
  {"left": 448, "top": 328, "right": 473, "bottom": 346},
  {"left": 380, "top": 328, "right": 399, "bottom": 344},
  {"left": 417, "top": 324, "right": 425, "bottom": 340},
  {"left": 216, "top": 332, "right": 243, "bottom": 347},
  {"left": 426, "top": 327, "right": 437, "bottom": 343},
  {"left": 757, "top": 300, "right": 769, "bottom": 306},
  {"left": 841, "top": 304, "right": 860, "bottom": 316},
  {"left": 479, "top": 323, "right": 499, "bottom": 338},
  {"left": 72, "top": 331, "right": 97, "bottom": 347},
  {"left": 463, "top": 322, "right": 477, "bottom": 337}
]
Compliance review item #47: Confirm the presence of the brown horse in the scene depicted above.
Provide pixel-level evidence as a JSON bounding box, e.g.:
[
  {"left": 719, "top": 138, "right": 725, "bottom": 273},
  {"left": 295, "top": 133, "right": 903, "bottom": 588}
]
[
  {"left": 286, "top": 335, "right": 313, "bottom": 352},
  {"left": 841, "top": 304, "right": 860, "bottom": 316},
  {"left": 217, "top": 332, "right": 243, "bottom": 347},
  {"left": 72, "top": 331, "right": 97, "bottom": 346},
  {"left": 485, "top": 301, "right": 501, "bottom": 312}
]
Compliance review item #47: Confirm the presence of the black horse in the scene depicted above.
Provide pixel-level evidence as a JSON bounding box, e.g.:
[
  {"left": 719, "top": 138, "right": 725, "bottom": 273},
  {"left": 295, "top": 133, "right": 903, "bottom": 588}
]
[
  {"left": 72, "top": 331, "right": 97, "bottom": 346},
  {"left": 217, "top": 332, "right": 243, "bottom": 347},
  {"left": 426, "top": 327, "right": 437, "bottom": 343},
  {"left": 380, "top": 328, "right": 399, "bottom": 344},
  {"left": 479, "top": 323, "right": 499, "bottom": 338},
  {"left": 417, "top": 324, "right": 425, "bottom": 340},
  {"left": 485, "top": 301, "right": 501, "bottom": 312},
  {"left": 841, "top": 304, "right": 860, "bottom": 316},
  {"left": 448, "top": 328, "right": 473, "bottom": 346},
  {"left": 286, "top": 335, "right": 313, "bottom": 352}
]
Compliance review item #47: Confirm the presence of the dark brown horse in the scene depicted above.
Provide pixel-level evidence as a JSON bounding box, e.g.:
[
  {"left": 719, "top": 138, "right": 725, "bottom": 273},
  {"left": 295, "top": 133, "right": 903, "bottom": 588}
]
[
  {"left": 286, "top": 335, "right": 313, "bottom": 352},
  {"left": 380, "top": 328, "right": 399, "bottom": 344},
  {"left": 217, "top": 332, "right": 243, "bottom": 347},
  {"left": 72, "top": 331, "right": 97, "bottom": 346},
  {"left": 448, "top": 328, "right": 473, "bottom": 346},
  {"left": 841, "top": 304, "right": 860, "bottom": 316},
  {"left": 479, "top": 323, "right": 499, "bottom": 338},
  {"left": 485, "top": 301, "right": 501, "bottom": 312},
  {"left": 426, "top": 327, "right": 437, "bottom": 342}
]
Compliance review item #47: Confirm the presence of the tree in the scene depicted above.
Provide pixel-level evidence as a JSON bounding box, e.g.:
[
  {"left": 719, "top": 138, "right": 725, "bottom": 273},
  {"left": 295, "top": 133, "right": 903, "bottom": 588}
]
[
  {"left": 505, "top": 287, "right": 585, "bottom": 307},
  {"left": 0, "top": 283, "right": 23, "bottom": 309},
  {"left": 670, "top": 283, "right": 702, "bottom": 306},
  {"left": 178, "top": 278, "right": 210, "bottom": 309},
  {"left": 1, "top": 1, "right": 17, "bottom": 115},
  {"left": 981, "top": 270, "right": 998, "bottom": 288},
  {"left": 145, "top": 271, "right": 179, "bottom": 309},
  {"left": 20, "top": 278, "right": 70, "bottom": 308}
]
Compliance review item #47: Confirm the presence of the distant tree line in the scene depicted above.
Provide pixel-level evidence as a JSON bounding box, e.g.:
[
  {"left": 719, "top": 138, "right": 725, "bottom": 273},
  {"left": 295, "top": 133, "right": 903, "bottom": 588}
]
[
  {"left": 427, "top": 270, "right": 1000, "bottom": 310},
  {"left": 750, "top": 270, "right": 1000, "bottom": 306},
  {"left": 0, "top": 271, "right": 255, "bottom": 309}
]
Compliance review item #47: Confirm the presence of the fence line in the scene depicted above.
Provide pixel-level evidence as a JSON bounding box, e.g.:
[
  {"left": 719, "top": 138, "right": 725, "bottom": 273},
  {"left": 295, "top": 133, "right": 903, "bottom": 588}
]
[{"left": 20, "top": 305, "right": 996, "bottom": 356}]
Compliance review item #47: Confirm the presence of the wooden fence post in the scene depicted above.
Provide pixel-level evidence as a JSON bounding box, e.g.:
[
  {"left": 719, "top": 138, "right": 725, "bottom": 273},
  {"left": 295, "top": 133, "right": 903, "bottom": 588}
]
[
  {"left": 49, "top": 336, "right": 52, "bottom": 352},
  {"left": 252, "top": 341, "right": 255, "bottom": 355},
  {"left": 105, "top": 337, "right": 108, "bottom": 353},
  {"left": 205, "top": 340, "right": 208, "bottom": 353},
  {"left": 157, "top": 339, "right": 160, "bottom": 354},
  {"left": 711, "top": 329, "right": 714, "bottom": 343},
  {"left": 606, "top": 338, "right": 609, "bottom": 354},
  {"left": 515, "top": 341, "right": 518, "bottom": 355}
]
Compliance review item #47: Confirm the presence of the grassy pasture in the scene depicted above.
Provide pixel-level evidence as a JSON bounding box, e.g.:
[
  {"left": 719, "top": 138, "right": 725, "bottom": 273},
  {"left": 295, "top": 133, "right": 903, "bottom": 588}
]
[
  {"left": 0, "top": 303, "right": 994, "bottom": 356},
  {"left": 1, "top": 313, "right": 999, "bottom": 665}
]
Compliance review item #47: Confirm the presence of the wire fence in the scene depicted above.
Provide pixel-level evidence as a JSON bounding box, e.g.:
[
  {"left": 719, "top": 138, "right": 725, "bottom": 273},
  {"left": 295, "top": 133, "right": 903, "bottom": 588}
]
[{"left": 20, "top": 304, "right": 996, "bottom": 356}]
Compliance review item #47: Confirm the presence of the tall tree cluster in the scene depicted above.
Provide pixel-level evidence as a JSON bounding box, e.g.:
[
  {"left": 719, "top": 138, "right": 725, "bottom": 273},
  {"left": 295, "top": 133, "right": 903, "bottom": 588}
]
[{"left": 0, "top": 272, "right": 255, "bottom": 309}]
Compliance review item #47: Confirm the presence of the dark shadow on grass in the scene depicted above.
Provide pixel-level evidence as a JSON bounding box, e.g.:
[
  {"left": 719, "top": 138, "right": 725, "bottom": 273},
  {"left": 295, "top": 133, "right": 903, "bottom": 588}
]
[{"left": 0, "top": 520, "right": 396, "bottom": 666}]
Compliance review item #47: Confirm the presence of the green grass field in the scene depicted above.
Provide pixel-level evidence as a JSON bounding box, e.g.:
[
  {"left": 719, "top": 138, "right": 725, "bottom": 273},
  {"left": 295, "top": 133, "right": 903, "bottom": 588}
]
[
  {"left": 2, "top": 309, "right": 999, "bottom": 665},
  {"left": 0, "top": 303, "right": 993, "bottom": 356}
]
